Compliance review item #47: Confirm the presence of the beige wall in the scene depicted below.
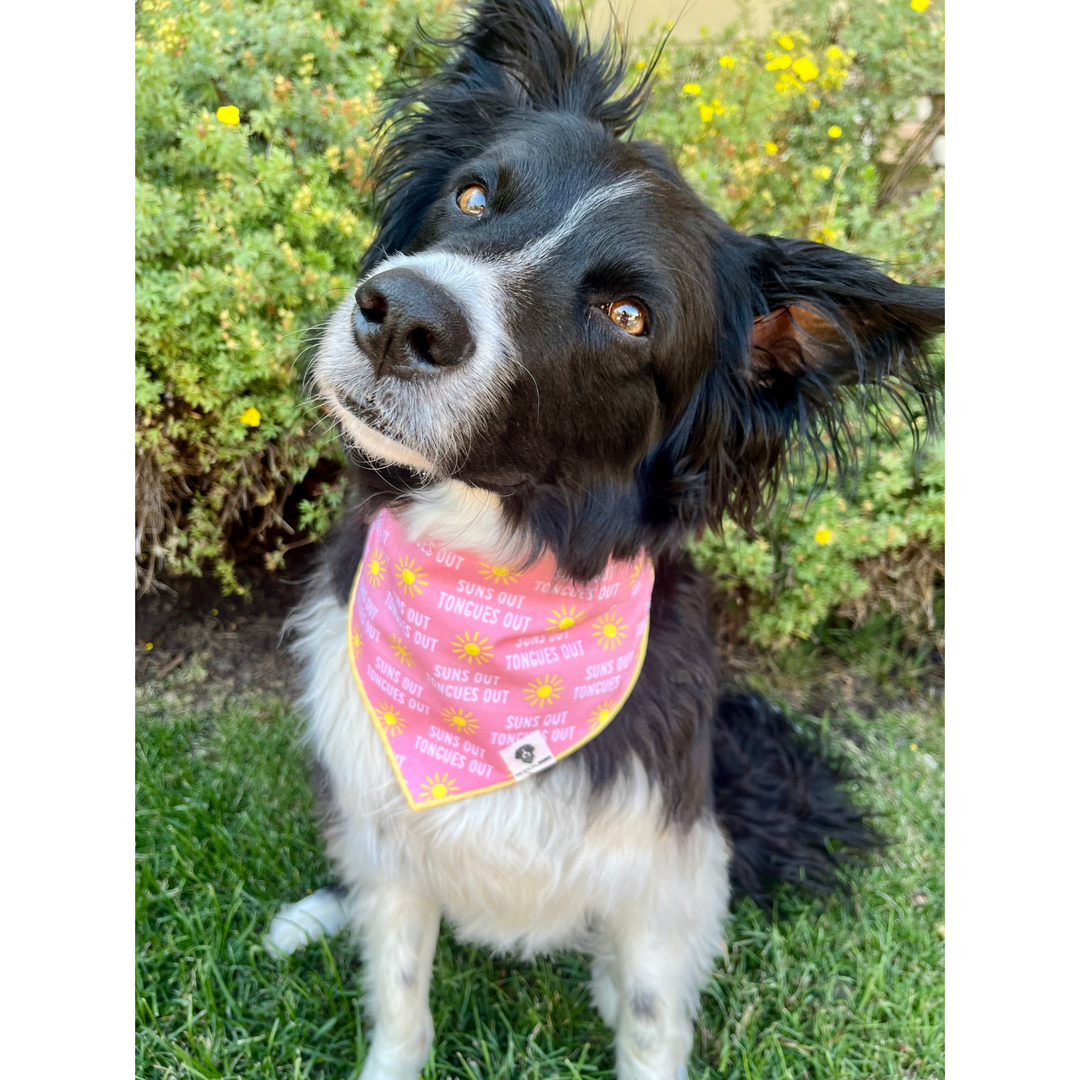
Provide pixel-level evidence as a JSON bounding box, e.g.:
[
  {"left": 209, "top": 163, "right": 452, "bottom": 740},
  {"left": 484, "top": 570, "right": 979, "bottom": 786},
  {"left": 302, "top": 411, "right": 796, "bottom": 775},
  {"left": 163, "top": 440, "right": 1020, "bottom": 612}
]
[{"left": 592, "top": 1, "right": 777, "bottom": 41}]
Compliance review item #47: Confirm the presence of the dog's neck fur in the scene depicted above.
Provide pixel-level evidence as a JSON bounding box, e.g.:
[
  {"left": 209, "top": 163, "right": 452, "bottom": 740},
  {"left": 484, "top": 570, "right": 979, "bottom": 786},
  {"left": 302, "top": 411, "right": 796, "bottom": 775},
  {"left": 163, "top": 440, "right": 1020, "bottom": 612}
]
[{"left": 396, "top": 479, "right": 525, "bottom": 566}]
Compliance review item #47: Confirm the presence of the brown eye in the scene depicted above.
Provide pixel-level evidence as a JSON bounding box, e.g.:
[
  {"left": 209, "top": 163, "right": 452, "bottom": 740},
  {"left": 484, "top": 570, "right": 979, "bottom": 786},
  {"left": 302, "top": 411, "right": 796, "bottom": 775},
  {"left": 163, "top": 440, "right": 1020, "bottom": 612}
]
[
  {"left": 457, "top": 185, "right": 487, "bottom": 215},
  {"left": 606, "top": 300, "right": 647, "bottom": 336}
]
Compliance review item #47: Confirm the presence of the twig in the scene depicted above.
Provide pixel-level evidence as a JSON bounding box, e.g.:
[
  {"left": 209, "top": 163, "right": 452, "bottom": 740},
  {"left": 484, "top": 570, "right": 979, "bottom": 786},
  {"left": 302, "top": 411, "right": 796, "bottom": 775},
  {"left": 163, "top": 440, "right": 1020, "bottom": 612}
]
[{"left": 876, "top": 93, "right": 944, "bottom": 210}]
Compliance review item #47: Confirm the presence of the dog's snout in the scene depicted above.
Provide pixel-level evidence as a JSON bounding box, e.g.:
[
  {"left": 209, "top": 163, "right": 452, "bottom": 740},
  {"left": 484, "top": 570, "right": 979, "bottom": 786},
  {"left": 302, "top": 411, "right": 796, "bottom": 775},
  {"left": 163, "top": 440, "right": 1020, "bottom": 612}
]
[{"left": 354, "top": 269, "right": 474, "bottom": 379}]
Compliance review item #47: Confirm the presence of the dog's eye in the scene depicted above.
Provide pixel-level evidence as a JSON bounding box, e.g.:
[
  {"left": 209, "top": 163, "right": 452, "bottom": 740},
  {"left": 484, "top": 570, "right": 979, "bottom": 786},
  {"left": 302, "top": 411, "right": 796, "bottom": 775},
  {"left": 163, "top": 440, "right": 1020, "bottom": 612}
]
[
  {"left": 605, "top": 300, "right": 647, "bottom": 336},
  {"left": 457, "top": 185, "right": 487, "bottom": 216}
]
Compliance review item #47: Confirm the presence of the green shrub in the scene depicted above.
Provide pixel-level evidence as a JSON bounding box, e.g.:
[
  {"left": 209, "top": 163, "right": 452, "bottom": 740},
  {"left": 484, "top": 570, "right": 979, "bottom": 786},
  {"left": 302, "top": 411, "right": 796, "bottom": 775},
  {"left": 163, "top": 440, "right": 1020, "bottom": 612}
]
[{"left": 135, "top": 0, "right": 944, "bottom": 647}]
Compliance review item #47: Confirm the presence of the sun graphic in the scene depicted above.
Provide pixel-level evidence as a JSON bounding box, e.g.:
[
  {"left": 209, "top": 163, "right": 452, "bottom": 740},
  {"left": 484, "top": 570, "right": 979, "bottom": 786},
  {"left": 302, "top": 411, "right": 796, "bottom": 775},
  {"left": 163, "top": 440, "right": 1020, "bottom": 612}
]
[
  {"left": 546, "top": 604, "right": 584, "bottom": 631},
  {"left": 374, "top": 703, "right": 406, "bottom": 737},
  {"left": 592, "top": 612, "right": 628, "bottom": 650},
  {"left": 441, "top": 707, "right": 479, "bottom": 736},
  {"left": 451, "top": 631, "right": 493, "bottom": 665},
  {"left": 524, "top": 673, "right": 563, "bottom": 708},
  {"left": 628, "top": 556, "right": 644, "bottom": 588},
  {"left": 478, "top": 562, "right": 521, "bottom": 585},
  {"left": 350, "top": 628, "right": 362, "bottom": 654},
  {"left": 419, "top": 773, "right": 459, "bottom": 802},
  {"left": 389, "top": 635, "right": 415, "bottom": 668},
  {"left": 588, "top": 700, "right": 616, "bottom": 731},
  {"left": 394, "top": 555, "right": 429, "bottom": 598},
  {"left": 366, "top": 548, "right": 387, "bottom": 587}
]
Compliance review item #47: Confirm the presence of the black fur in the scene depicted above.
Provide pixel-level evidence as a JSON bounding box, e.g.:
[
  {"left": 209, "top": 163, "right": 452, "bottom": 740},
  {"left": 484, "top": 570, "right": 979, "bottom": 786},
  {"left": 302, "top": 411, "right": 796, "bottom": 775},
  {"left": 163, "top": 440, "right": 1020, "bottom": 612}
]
[{"left": 313, "top": 0, "right": 943, "bottom": 901}]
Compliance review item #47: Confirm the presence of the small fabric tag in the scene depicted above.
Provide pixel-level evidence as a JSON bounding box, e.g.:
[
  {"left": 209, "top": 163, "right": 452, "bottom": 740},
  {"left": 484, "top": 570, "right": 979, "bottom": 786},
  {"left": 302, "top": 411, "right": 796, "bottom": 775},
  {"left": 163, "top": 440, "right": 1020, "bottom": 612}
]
[{"left": 499, "top": 732, "right": 557, "bottom": 781}]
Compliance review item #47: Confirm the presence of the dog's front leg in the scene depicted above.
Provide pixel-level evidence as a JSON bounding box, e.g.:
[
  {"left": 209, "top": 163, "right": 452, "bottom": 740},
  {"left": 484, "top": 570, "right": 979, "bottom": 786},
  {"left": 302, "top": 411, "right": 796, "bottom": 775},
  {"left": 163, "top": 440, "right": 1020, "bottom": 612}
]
[{"left": 354, "top": 879, "right": 441, "bottom": 1080}]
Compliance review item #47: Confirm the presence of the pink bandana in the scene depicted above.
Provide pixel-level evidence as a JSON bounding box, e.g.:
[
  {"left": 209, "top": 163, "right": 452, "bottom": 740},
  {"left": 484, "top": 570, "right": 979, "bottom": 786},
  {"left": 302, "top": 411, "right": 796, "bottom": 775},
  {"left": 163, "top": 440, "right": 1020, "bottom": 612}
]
[{"left": 347, "top": 508, "right": 655, "bottom": 810}]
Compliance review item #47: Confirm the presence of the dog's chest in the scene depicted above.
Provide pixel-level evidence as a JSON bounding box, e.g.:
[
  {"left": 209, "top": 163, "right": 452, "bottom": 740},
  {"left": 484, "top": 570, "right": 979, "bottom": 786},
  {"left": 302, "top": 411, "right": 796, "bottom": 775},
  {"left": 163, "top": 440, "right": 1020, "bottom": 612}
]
[{"left": 299, "top": 587, "right": 683, "bottom": 955}]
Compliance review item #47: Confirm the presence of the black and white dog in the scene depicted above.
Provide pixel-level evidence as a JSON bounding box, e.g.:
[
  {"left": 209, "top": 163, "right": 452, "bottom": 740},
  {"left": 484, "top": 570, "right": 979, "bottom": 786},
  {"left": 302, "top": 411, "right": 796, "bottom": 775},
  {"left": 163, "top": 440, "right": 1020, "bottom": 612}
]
[{"left": 271, "top": 2, "right": 945, "bottom": 1077}]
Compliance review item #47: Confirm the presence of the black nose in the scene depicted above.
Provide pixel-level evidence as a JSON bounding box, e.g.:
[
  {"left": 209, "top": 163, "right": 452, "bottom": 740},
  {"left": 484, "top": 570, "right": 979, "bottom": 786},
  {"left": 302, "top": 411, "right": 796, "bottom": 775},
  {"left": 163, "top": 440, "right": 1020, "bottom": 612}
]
[{"left": 353, "top": 268, "right": 474, "bottom": 379}]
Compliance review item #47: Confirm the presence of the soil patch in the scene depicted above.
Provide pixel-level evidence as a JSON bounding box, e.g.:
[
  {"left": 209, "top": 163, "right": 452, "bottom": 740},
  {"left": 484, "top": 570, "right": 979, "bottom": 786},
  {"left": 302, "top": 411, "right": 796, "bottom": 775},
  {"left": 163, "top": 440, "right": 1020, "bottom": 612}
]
[{"left": 137, "top": 549, "right": 941, "bottom": 719}]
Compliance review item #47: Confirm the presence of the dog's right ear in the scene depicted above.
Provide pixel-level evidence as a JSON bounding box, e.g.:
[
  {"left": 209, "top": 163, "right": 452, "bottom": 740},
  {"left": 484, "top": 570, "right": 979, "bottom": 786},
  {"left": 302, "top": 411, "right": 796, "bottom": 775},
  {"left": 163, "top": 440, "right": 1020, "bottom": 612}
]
[
  {"left": 653, "top": 230, "right": 944, "bottom": 537},
  {"left": 361, "top": 0, "right": 653, "bottom": 273}
]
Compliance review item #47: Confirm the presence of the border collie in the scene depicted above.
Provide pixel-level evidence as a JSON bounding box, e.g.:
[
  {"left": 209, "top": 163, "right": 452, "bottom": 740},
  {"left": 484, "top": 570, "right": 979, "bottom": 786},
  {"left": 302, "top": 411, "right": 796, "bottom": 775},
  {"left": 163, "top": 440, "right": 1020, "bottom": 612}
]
[{"left": 271, "top": 3, "right": 945, "bottom": 1077}]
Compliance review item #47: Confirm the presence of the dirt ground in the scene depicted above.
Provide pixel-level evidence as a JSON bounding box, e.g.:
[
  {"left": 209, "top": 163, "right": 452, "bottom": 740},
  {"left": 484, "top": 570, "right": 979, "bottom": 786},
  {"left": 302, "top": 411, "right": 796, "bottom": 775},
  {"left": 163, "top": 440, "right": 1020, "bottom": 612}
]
[{"left": 136, "top": 548, "right": 941, "bottom": 719}]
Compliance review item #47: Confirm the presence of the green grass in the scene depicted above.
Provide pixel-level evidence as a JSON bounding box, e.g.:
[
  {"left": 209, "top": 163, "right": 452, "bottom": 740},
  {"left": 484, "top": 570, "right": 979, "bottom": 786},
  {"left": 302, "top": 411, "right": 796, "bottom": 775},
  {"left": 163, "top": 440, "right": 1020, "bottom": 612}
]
[{"left": 136, "top": 693, "right": 943, "bottom": 1080}]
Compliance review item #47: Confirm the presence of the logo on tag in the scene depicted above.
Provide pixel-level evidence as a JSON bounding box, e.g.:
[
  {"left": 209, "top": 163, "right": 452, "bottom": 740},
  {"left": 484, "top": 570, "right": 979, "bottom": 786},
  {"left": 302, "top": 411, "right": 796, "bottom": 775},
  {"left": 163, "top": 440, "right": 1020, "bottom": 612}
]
[{"left": 500, "top": 732, "right": 557, "bottom": 781}]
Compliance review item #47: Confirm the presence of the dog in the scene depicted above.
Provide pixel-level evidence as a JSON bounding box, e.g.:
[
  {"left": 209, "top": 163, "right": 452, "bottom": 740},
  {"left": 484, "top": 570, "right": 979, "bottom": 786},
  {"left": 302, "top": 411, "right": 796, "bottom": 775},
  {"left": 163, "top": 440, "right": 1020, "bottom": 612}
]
[{"left": 269, "top": 2, "right": 945, "bottom": 1077}]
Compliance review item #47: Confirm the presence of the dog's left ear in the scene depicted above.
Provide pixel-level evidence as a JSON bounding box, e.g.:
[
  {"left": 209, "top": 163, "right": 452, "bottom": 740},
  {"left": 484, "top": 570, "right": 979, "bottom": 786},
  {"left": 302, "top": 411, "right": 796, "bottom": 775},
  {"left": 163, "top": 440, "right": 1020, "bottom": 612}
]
[{"left": 675, "top": 231, "right": 944, "bottom": 533}]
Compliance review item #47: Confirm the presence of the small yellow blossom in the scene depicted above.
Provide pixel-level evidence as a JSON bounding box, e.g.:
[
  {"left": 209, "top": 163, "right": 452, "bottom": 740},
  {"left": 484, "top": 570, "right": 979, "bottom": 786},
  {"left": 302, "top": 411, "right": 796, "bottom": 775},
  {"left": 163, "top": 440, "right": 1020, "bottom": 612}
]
[
  {"left": 812, "top": 165, "right": 832, "bottom": 180},
  {"left": 682, "top": 82, "right": 702, "bottom": 95},
  {"left": 699, "top": 103, "right": 714, "bottom": 122},
  {"left": 910, "top": 743, "right": 919, "bottom": 751},
  {"left": 911, "top": 0, "right": 930, "bottom": 10},
  {"left": 239, "top": 407, "right": 262, "bottom": 427},
  {"left": 144, "top": 642, "right": 154, "bottom": 650},
  {"left": 809, "top": 97, "right": 821, "bottom": 109},
  {"left": 718, "top": 55, "right": 736, "bottom": 68},
  {"left": 765, "top": 54, "right": 792, "bottom": 70},
  {"left": 828, "top": 125, "right": 842, "bottom": 138},
  {"left": 635, "top": 59, "right": 646, "bottom": 70},
  {"left": 216, "top": 105, "right": 240, "bottom": 125},
  {"left": 792, "top": 57, "right": 819, "bottom": 81},
  {"left": 778, "top": 35, "right": 794, "bottom": 49},
  {"left": 815, "top": 527, "right": 832, "bottom": 544},
  {"left": 764, "top": 141, "right": 779, "bottom": 155},
  {"left": 827, "top": 46, "right": 843, "bottom": 60}
]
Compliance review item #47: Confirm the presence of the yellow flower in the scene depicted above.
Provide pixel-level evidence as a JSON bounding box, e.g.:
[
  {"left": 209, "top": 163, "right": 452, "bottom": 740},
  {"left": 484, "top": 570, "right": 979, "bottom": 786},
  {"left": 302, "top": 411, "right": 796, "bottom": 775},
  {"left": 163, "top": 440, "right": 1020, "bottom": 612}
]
[
  {"left": 778, "top": 35, "right": 794, "bottom": 50},
  {"left": 216, "top": 105, "right": 240, "bottom": 125},
  {"left": 238, "top": 407, "right": 261, "bottom": 427},
  {"left": 144, "top": 642, "right": 154, "bottom": 650},
  {"left": 452, "top": 632, "right": 493, "bottom": 665},
  {"left": 718, "top": 55, "right": 736, "bottom": 68},
  {"left": 809, "top": 97, "right": 821, "bottom": 109},
  {"left": 910, "top": 742, "right": 920, "bottom": 751},
  {"left": 765, "top": 55, "right": 791, "bottom": 71},
  {"left": 442, "top": 707, "right": 479, "bottom": 736},
  {"left": 911, "top": 0, "right": 930, "bottom": 10},
  {"left": 592, "top": 612, "right": 628, "bottom": 651},
  {"left": 814, "top": 527, "right": 832, "bottom": 544},
  {"left": 812, "top": 166, "right": 832, "bottom": 181},
  {"left": 827, "top": 46, "right": 843, "bottom": 60},
  {"left": 791, "top": 57, "right": 819, "bottom": 81},
  {"left": 828, "top": 125, "right": 842, "bottom": 138},
  {"left": 764, "top": 141, "right": 779, "bottom": 155},
  {"left": 699, "top": 103, "right": 714, "bottom": 122},
  {"left": 524, "top": 674, "right": 563, "bottom": 707},
  {"left": 682, "top": 82, "right": 702, "bottom": 95}
]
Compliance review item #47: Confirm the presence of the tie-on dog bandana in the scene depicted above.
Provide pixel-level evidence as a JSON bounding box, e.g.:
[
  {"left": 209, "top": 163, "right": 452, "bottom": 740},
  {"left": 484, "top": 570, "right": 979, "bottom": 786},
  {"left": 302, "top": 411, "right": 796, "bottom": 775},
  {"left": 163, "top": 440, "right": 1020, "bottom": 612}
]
[{"left": 348, "top": 508, "right": 654, "bottom": 810}]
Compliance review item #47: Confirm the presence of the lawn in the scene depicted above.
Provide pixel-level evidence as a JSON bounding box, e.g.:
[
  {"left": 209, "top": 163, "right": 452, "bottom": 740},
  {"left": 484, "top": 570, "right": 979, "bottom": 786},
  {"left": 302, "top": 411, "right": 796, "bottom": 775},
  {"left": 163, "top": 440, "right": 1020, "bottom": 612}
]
[{"left": 135, "top": 678, "right": 944, "bottom": 1079}]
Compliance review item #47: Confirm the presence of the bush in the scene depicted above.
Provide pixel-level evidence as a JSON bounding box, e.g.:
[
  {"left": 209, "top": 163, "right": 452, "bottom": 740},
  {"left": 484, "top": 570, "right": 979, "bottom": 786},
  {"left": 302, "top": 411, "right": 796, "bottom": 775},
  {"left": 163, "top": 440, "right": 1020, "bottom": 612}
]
[{"left": 135, "top": 0, "right": 944, "bottom": 647}]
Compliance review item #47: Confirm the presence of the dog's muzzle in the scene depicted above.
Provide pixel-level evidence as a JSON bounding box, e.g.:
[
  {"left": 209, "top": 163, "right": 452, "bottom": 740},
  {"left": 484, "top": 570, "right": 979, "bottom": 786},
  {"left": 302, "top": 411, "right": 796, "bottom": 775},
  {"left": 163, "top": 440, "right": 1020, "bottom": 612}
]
[{"left": 353, "top": 268, "right": 475, "bottom": 381}]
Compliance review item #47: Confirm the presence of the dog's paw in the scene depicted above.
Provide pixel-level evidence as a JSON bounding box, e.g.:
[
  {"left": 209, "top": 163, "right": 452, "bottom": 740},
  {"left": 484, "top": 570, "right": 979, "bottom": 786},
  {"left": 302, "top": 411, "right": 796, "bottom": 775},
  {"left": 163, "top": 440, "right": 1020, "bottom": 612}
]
[{"left": 262, "top": 887, "right": 349, "bottom": 958}]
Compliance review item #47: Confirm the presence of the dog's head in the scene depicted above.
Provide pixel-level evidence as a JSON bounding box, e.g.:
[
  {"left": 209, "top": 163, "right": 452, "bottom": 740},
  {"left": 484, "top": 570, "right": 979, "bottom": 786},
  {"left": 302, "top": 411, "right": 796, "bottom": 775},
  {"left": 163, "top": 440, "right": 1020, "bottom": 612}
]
[{"left": 315, "top": 0, "right": 944, "bottom": 579}]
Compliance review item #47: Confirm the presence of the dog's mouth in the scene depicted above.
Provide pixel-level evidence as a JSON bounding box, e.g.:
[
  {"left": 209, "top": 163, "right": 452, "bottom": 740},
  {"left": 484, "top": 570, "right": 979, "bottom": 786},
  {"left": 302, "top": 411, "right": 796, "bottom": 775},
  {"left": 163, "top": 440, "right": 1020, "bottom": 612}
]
[{"left": 320, "top": 381, "right": 439, "bottom": 474}]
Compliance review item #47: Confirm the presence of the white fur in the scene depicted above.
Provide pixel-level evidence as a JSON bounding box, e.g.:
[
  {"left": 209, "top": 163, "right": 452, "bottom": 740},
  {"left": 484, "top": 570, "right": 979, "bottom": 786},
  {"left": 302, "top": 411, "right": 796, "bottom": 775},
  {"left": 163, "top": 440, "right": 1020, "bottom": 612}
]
[
  {"left": 282, "top": 494, "right": 731, "bottom": 1080},
  {"left": 262, "top": 887, "right": 350, "bottom": 958}
]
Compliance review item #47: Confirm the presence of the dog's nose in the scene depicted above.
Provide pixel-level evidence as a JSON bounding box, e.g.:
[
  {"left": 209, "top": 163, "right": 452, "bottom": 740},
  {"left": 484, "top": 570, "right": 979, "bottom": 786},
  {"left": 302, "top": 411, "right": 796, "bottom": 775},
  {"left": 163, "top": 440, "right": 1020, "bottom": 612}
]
[{"left": 354, "top": 269, "right": 474, "bottom": 379}]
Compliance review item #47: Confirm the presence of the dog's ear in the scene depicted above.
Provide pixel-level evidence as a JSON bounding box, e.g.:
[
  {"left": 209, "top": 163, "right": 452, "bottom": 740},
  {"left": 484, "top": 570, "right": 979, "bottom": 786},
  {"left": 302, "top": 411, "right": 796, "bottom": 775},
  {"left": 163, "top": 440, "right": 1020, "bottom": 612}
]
[
  {"left": 664, "top": 232, "right": 944, "bottom": 534},
  {"left": 361, "top": 0, "right": 652, "bottom": 274}
]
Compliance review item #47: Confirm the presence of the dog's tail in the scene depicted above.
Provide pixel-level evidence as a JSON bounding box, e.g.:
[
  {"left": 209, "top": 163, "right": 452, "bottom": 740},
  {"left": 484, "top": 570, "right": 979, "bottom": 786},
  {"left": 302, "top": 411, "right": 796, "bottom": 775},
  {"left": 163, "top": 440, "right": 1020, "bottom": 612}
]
[{"left": 711, "top": 694, "right": 883, "bottom": 906}]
